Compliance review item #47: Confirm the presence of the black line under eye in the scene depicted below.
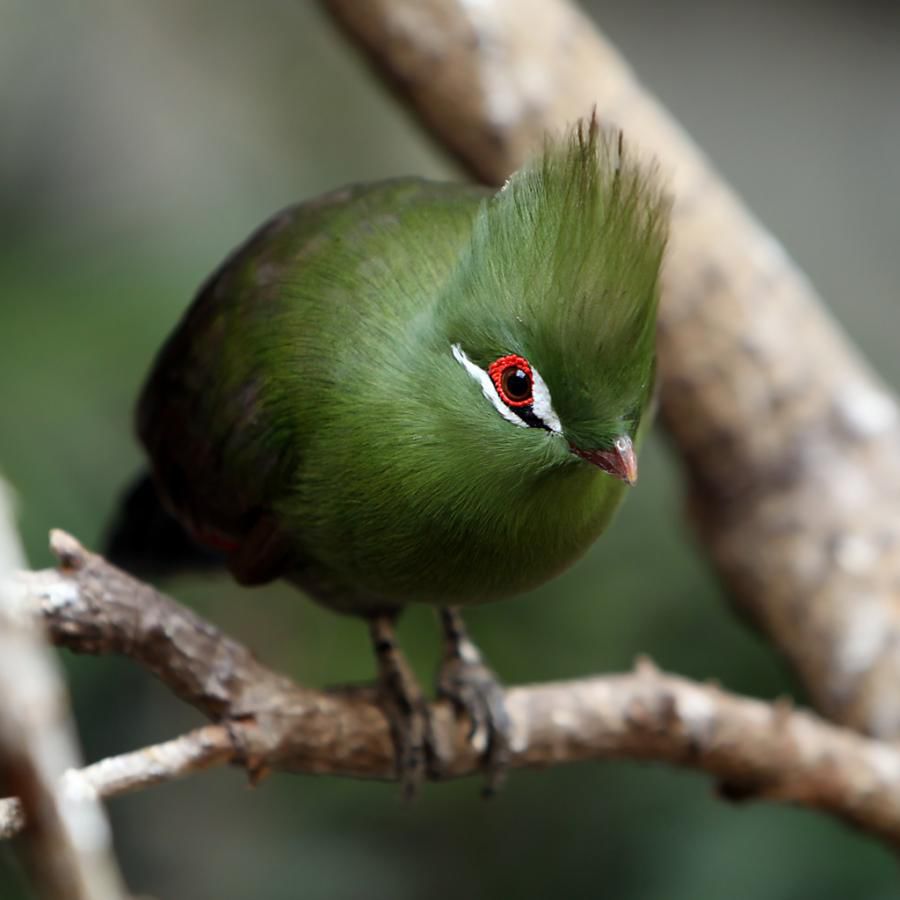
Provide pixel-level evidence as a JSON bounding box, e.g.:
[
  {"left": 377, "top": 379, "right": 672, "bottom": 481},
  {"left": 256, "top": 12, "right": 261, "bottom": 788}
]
[{"left": 511, "top": 405, "right": 552, "bottom": 431}]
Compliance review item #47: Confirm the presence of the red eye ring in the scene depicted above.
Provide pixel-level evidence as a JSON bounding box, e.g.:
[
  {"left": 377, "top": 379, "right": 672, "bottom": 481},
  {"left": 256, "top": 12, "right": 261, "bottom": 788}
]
[{"left": 487, "top": 354, "right": 534, "bottom": 407}]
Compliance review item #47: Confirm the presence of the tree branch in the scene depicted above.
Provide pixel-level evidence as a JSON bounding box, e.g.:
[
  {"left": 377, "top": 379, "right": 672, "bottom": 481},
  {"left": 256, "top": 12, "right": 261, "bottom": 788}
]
[
  {"left": 0, "top": 726, "right": 233, "bottom": 841},
  {"left": 6, "top": 0, "right": 899, "bottom": 862},
  {"left": 4, "top": 532, "right": 900, "bottom": 850},
  {"left": 321, "top": 0, "right": 900, "bottom": 739},
  {"left": 0, "top": 491, "right": 126, "bottom": 899}
]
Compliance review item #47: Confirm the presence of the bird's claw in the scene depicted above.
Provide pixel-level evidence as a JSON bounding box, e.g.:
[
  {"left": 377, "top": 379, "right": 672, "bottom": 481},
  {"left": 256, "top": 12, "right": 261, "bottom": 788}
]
[
  {"left": 377, "top": 682, "right": 430, "bottom": 800},
  {"left": 370, "top": 610, "right": 512, "bottom": 797},
  {"left": 437, "top": 654, "right": 512, "bottom": 796},
  {"left": 369, "top": 614, "right": 432, "bottom": 799}
]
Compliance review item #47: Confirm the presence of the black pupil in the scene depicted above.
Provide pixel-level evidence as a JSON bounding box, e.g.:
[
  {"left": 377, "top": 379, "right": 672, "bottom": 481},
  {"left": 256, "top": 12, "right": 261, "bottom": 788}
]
[{"left": 504, "top": 367, "right": 531, "bottom": 401}]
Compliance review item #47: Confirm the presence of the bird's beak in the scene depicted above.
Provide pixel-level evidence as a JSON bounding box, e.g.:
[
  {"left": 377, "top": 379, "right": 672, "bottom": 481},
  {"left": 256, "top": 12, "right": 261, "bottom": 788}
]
[{"left": 570, "top": 435, "right": 638, "bottom": 486}]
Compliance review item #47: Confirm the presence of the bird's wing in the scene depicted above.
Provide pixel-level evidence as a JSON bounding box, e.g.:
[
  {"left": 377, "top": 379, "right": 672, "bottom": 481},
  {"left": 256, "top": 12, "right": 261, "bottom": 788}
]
[{"left": 136, "top": 178, "right": 486, "bottom": 584}]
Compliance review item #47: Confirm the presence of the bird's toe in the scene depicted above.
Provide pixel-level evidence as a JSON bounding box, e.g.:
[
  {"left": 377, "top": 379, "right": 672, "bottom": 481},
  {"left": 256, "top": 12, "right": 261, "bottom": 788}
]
[
  {"left": 378, "top": 685, "right": 430, "bottom": 800},
  {"left": 369, "top": 613, "right": 430, "bottom": 799},
  {"left": 437, "top": 655, "right": 512, "bottom": 796}
]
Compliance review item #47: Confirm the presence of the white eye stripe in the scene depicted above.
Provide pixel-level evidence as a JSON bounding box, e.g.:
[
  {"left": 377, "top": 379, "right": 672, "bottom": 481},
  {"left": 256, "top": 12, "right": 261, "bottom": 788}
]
[
  {"left": 451, "top": 344, "right": 526, "bottom": 428},
  {"left": 530, "top": 366, "right": 563, "bottom": 434},
  {"left": 451, "top": 343, "right": 562, "bottom": 434}
]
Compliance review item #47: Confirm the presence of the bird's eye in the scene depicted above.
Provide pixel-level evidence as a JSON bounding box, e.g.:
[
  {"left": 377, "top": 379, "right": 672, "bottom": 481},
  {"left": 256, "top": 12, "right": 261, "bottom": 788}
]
[
  {"left": 488, "top": 355, "right": 534, "bottom": 408},
  {"left": 451, "top": 343, "right": 562, "bottom": 434}
]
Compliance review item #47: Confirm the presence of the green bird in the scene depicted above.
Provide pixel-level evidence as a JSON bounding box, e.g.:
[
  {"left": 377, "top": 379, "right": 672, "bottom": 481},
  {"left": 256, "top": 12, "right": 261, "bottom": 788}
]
[{"left": 107, "top": 118, "right": 668, "bottom": 794}]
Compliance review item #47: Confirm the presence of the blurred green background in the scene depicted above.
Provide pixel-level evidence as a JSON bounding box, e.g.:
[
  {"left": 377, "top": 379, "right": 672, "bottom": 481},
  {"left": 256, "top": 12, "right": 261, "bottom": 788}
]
[{"left": 2, "top": 1, "right": 899, "bottom": 897}]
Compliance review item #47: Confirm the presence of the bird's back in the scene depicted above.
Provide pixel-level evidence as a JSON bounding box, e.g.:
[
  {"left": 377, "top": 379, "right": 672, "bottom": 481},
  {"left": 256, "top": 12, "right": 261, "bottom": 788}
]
[{"left": 134, "top": 178, "right": 487, "bottom": 587}]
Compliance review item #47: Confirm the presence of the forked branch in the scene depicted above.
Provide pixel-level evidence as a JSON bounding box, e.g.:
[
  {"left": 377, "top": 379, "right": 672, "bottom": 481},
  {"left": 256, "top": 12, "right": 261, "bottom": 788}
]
[{"left": 3, "top": 532, "right": 900, "bottom": 850}]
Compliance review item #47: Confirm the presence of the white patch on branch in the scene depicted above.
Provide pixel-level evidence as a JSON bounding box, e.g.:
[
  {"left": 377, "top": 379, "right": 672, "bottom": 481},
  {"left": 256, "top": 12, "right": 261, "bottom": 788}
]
[
  {"left": 835, "top": 383, "right": 899, "bottom": 440},
  {"left": 833, "top": 535, "right": 878, "bottom": 576},
  {"left": 676, "top": 687, "right": 716, "bottom": 734},
  {"left": 834, "top": 596, "right": 892, "bottom": 682}
]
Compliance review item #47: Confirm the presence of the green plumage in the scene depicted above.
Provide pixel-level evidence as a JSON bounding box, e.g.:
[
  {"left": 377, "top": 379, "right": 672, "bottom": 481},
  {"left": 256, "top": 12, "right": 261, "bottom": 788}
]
[{"left": 131, "top": 122, "right": 668, "bottom": 616}]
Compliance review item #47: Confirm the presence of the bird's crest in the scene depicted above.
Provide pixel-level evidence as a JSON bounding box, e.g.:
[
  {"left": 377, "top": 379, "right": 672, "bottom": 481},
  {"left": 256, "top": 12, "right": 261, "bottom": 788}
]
[{"left": 441, "top": 114, "right": 669, "bottom": 440}]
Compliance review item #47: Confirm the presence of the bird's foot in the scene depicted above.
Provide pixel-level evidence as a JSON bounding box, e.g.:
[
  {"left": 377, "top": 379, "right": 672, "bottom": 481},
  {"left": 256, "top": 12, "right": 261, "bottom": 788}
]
[
  {"left": 369, "top": 614, "right": 430, "bottom": 799},
  {"left": 436, "top": 608, "right": 512, "bottom": 796}
]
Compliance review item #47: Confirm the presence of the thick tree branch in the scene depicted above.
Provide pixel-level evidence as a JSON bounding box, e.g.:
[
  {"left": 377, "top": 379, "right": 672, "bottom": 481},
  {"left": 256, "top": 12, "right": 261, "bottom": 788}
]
[
  {"left": 4, "top": 532, "right": 900, "bottom": 850},
  {"left": 0, "top": 491, "right": 126, "bottom": 899},
  {"left": 321, "top": 0, "right": 900, "bottom": 738}
]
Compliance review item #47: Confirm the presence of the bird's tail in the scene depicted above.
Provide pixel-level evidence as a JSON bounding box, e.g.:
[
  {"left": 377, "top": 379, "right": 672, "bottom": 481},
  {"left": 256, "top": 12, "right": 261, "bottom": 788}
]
[{"left": 105, "top": 472, "right": 224, "bottom": 577}]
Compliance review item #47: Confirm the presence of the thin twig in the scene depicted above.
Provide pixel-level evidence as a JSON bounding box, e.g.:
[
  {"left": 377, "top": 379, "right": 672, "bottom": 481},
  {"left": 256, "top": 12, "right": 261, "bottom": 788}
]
[{"left": 0, "top": 725, "right": 233, "bottom": 840}]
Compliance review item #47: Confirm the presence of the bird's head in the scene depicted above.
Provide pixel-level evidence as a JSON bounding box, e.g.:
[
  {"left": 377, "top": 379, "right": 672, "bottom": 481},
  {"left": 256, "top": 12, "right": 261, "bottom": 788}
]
[{"left": 436, "top": 117, "right": 669, "bottom": 487}]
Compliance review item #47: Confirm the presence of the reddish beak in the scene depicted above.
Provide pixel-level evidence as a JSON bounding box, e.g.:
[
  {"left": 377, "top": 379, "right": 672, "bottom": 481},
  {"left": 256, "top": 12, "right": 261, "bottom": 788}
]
[{"left": 571, "top": 435, "right": 638, "bottom": 486}]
